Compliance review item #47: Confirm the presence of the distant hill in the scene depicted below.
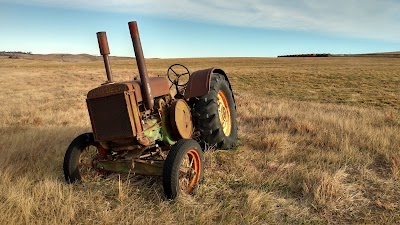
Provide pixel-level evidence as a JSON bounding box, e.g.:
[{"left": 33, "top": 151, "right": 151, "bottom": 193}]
[{"left": 0, "top": 52, "right": 133, "bottom": 62}]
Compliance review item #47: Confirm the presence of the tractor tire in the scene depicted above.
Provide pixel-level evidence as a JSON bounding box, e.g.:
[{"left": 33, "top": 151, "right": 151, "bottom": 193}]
[
  {"left": 191, "top": 73, "right": 238, "bottom": 149},
  {"left": 163, "top": 139, "right": 204, "bottom": 200},
  {"left": 63, "top": 133, "right": 105, "bottom": 183}
]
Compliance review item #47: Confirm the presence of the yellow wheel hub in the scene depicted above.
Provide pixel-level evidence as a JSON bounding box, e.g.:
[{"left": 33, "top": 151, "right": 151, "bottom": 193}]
[{"left": 217, "top": 91, "right": 231, "bottom": 136}]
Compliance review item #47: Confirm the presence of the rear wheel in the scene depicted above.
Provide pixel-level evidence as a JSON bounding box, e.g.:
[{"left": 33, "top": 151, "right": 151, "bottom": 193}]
[
  {"left": 163, "top": 139, "right": 204, "bottom": 199},
  {"left": 63, "top": 133, "right": 106, "bottom": 183},
  {"left": 191, "top": 73, "right": 238, "bottom": 149}
]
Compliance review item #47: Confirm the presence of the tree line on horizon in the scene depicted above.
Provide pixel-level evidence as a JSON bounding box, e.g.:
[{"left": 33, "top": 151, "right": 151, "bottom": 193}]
[{"left": 0, "top": 51, "right": 32, "bottom": 55}]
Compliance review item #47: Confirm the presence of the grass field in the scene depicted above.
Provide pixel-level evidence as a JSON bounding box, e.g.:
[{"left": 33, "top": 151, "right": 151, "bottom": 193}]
[{"left": 0, "top": 56, "right": 399, "bottom": 224}]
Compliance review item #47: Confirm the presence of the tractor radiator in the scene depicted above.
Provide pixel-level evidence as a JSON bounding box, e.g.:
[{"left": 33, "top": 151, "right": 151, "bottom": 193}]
[{"left": 87, "top": 93, "right": 136, "bottom": 141}]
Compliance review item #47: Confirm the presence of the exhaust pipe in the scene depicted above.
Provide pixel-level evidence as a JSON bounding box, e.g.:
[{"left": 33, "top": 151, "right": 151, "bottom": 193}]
[
  {"left": 96, "top": 32, "right": 113, "bottom": 83},
  {"left": 128, "top": 21, "right": 154, "bottom": 110}
]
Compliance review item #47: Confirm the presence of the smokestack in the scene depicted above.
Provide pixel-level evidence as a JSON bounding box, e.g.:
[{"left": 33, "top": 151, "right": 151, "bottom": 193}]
[
  {"left": 128, "top": 21, "right": 154, "bottom": 110},
  {"left": 96, "top": 32, "right": 113, "bottom": 83}
]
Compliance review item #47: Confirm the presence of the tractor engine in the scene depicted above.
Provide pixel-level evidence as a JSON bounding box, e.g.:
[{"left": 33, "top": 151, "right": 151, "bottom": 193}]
[{"left": 86, "top": 79, "right": 178, "bottom": 149}]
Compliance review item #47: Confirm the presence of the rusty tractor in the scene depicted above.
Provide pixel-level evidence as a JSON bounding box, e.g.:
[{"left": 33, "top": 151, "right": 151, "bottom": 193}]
[{"left": 63, "top": 21, "right": 237, "bottom": 199}]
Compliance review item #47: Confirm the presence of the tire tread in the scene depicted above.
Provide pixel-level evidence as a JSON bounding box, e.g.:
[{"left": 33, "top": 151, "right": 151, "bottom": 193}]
[{"left": 191, "top": 73, "right": 238, "bottom": 149}]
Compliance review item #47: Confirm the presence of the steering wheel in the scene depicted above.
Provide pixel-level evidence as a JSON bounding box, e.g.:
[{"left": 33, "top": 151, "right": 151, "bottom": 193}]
[{"left": 167, "top": 64, "right": 191, "bottom": 87}]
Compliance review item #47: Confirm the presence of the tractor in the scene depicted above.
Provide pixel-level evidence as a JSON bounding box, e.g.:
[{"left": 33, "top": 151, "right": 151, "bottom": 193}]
[{"left": 63, "top": 21, "right": 237, "bottom": 199}]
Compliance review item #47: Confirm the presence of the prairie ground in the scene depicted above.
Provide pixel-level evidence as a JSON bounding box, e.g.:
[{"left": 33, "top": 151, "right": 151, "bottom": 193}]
[{"left": 0, "top": 56, "right": 399, "bottom": 224}]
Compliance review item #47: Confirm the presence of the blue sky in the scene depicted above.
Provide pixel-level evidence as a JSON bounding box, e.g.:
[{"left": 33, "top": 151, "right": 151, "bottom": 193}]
[{"left": 0, "top": 0, "right": 399, "bottom": 58}]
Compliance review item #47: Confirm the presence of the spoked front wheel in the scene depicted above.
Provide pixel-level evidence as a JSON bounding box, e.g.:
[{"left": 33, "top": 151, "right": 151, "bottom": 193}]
[
  {"left": 63, "top": 133, "right": 107, "bottom": 183},
  {"left": 163, "top": 139, "right": 204, "bottom": 199}
]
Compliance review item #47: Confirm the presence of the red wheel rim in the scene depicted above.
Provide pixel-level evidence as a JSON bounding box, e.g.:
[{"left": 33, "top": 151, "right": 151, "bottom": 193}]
[{"left": 178, "top": 149, "right": 202, "bottom": 194}]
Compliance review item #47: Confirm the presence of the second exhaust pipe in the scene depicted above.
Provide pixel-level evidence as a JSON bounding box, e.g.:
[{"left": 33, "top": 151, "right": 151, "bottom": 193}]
[{"left": 128, "top": 21, "right": 154, "bottom": 110}]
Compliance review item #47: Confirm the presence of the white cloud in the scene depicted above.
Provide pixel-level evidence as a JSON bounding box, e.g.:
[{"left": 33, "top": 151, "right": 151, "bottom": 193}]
[{"left": 4, "top": 0, "right": 400, "bottom": 41}]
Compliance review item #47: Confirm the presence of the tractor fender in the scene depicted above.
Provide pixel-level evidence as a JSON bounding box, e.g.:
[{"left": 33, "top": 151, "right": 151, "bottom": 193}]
[{"left": 184, "top": 68, "right": 234, "bottom": 102}]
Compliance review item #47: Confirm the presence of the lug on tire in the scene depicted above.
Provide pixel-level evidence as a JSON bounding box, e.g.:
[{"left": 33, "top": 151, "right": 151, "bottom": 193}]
[
  {"left": 163, "top": 139, "right": 204, "bottom": 200},
  {"left": 191, "top": 73, "right": 238, "bottom": 149},
  {"left": 63, "top": 133, "right": 106, "bottom": 183}
]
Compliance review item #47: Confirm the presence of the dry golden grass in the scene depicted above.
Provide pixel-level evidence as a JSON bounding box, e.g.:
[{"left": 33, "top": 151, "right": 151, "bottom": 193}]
[{"left": 0, "top": 57, "right": 399, "bottom": 224}]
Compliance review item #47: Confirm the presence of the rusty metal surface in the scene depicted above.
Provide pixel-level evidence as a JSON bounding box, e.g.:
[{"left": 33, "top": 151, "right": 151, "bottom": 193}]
[
  {"left": 132, "top": 159, "right": 164, "bottom": 176},
  {"left": 87, "top": 78, "right": 169, "bottom": 102},
  {"left": 170, "top": 99, "right": 193, "bottom": 139},
  {"left": 184, "top": 68, "right": 213, "bottom": 99},
  {"left": 96, "top": 159, "right": 164, "bottom": 176},
  {"left": 184, "top": 68, "right": 234, "bottom": 100},
  {"left": 137, "top": 132, "right": 151, "bottom": 146},
  {"left": 86, "top": 80, "right": 160, "bottom": 144},
  {"left": 137, "top": 77, "right": 170, "bottom": 101},
  {"left": 97, "top": 32, "right": 110, "bottom": 55},
  {"left": 128, "top": 21, "right": 154, "bottom": 110},
  {"left": 128, "top": 88, "right": 143, "bottom": 134},
  {"left": 87, "top": 83, "right": 130, "bottom": 99},
  {"left": 87, "top": 92, "right": 136, "bottom": 141},
  {"left": 96, "top": 32, "right": 113, "bottom": 83}
]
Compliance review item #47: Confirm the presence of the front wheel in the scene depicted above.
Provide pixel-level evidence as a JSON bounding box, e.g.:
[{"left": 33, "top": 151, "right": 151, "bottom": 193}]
[
  {"left": 63, "top": 133, "right": 106, "bottom": 183},
  {"left": 163, "top": 139, "right": 204, "bottom": 199}
]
